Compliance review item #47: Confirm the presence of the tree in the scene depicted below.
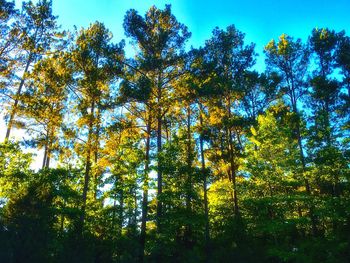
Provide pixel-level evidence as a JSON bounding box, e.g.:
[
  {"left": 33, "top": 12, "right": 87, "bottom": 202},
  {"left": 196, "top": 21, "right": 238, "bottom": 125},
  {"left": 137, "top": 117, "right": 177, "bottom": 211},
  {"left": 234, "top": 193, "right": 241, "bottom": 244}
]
[
  {"left": 264, "top": 33, "right": 320, "bottom": 235},
  {"left": 308, "top": 29, "right": 349, "bottom": 228},
  {"left": 185, "top": 47, "right": 217, "bottom": 260},
  {"left": 239, "top": 70, "right": 280, "bottom": 125},
  {"left": 0, "top": 141, "right": 32, "bottom": 200},
  {"left": 0, "top": 0, "right": 18, "bottom": 92},
  {"left": 123, "top": 4, "right": 191, "bottom": 259},
  {"left": 101, "top": 109, "right": 144, "bottom": 261},
  {"left": 4, "top": 0, "right": 63, "bottom": 141},
  {"left": 69, "top": 21, "right": 124, "bottom": 233},
  {"left": 337, "top": 33, "right": 350, "bottom": 98},
  {"left": 204, "top": 25, "right": 255, "bottom": 218},
  {"left": 18, "top": 53, "right": 72, "bottom": 168},
  {"left": 309, "top": 28, "right": 341, "bottom": 147}
]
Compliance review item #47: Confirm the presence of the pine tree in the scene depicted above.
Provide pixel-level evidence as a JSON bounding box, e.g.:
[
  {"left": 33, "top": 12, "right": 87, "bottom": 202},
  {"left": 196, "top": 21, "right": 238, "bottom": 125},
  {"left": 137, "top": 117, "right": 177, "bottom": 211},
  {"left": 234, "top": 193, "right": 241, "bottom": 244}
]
[
  {"left": 69, "top": 21, "right": 124, "bottom": 233},
  {"left": 19, "top": 53, "right": 72, "bottom": 168},
  {"left": 123, "top": 5, "right": 190, "bottom": 259},
  {"left": 4, "top": 0, "right": 62, "bottom": 141}
]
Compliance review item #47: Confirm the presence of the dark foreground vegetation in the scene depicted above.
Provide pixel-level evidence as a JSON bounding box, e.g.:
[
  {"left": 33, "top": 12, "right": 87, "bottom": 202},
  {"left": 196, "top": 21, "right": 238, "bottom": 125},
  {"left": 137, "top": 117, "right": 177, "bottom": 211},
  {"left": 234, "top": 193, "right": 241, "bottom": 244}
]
[{"left": 0, "top": 0, "right": 349, "bottom": 262}]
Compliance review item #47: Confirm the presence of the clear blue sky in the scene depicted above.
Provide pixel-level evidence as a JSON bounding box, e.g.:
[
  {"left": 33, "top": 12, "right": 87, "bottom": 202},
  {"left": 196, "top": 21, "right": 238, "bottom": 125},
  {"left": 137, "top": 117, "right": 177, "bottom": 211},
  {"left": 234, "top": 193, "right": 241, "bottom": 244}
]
[{"left": 15, "top": 0, "right": 350, "bottom": 69}]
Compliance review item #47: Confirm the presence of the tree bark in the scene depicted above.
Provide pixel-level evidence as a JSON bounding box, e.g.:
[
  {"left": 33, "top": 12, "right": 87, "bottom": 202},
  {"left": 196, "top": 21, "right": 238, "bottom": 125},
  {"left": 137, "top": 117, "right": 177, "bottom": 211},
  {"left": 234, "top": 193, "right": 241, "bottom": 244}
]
[
  {"left": 42, "top": 142, "right": 48, "bottom": 169},
  {"left": 45, "top": 128, "right": 54, "bottom": 168},
  {"left": 185, "top": 105, "right": 193, "bottom": 247},
  {"left": 79, "top": 99, "right": 95, "bottom": 234},
  {"left": 5, "top": 53, "right": 33, "bottom": 141},
  {"left": 227, "top": 97, "right": 239, "bottom": 217},
  {"left": 156, "top": 80, "right": 163, "bottom": 230},
  {"left": 93, "top": 108, "right": 101, "bottom": 200},
  {"left": 156, "top": 114, "right": 163, "bottom": 227},
  {"left": 139, "top": 115, "right": 151, "bottom": 262},
  {"left": 199, "top": 103, "right": 210, "bottom": 262}
]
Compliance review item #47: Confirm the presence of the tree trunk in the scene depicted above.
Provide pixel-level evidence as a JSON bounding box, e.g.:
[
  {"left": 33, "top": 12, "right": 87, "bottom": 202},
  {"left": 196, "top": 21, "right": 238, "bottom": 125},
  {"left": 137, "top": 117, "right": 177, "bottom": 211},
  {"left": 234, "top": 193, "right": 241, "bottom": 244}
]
[
  {"left": 117, "top": 182, "right": 124, "bottom": 262},
  {"left": 45, "top": 146, "right": 51, "bottom": 168},
  {"left": 156, "top": 77, "right": 163, "bottom": 263},
  {"left": 45, "top": 128, "right": 54, "bottom": 168},
  {"left": 288, "top": 73, "right": 319, "bottom": 236},
  {"left": 5, "top": 53, "right": 33, "bottom": 141},
  {"left": 295, "top": 109, "right": 319, "bottom": 236},
  {"left": 93, "top": 109, "right": 101, "bottom": 200},
  {"left": 139, "top": 116, "right": 151, "bottom": 262},
  {"left": 230, "top": 150, "right": 239, "bottom": 217},
  {"left": 156, "top": 109, "right": 163, "bottom": 229},
  {"left": 111, "top": 192, "right": 117, "bottom": 231},
  {"left": 227, "top": 97, "right": 239, "bottom": 217},
  {"left": 42, "top": 142, "right": 48, "bottom": 169},
  {"left": 119, "top": 181, "right": 124, "bottom": 232},
  {"left": 60, "top": 201, "right": 66, "bottom": 236},
  {"left": 199, "top": 103, "right": 210, "bottom": 262},
  {"left": 79, "top": 99, "right": 95, "bottom": 234},
  {"left": 185, "top": 105, "right": 193, "bottom": 247}
]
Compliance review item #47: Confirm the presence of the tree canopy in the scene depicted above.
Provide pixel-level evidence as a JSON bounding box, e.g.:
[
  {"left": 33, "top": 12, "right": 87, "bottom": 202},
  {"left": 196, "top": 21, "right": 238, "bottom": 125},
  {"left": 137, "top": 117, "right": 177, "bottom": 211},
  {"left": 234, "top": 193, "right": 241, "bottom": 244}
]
[{"left": 0, "top": 2, "right": 349, "bottom": 263}]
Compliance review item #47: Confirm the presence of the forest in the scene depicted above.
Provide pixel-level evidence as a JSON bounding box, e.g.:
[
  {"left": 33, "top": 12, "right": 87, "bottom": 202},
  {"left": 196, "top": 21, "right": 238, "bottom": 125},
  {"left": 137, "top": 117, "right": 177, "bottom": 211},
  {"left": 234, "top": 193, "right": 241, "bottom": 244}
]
[{"left": 0, "top": 0, "right": 349, "bottom": 262}]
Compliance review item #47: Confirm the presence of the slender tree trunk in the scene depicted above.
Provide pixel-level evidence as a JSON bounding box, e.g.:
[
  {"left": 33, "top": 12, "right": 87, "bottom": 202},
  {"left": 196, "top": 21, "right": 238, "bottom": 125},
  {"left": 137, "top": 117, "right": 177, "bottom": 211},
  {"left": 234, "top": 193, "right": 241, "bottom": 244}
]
[
  {"left": 165, "top": 119, "right": 169, "bottom": 141},
  {"left": 155, "top": 77, "right": 163, "bottom": 263},
  {"left": 80, "top": 147, "right": 92, "bottom": 233},
  {"left": 288, "top": 74, "right": 319, "bottom": 236},
  {"left": 60, "top": 201, "right": 66, "bottom": 236},
  {"left": 41, "top": 127, "right": 53, "bottom": 169},
  {"left": 267, "top": 181, "right": 275, "bottom": 221},
  {"left": 79, "top": 99, "right": 95, "bottom": 234},
  {"left": 199, "top": 103, "right": 210, "bottom": 262},
  {"left": 227, "top": 97, "right": 239, "bottom": 217},
  {"left": 46, "top": 146, "right": 51, "bottom": 168},
  {"left": 45, "top": 128, "right": 54, "bottom": 168},
  {"left": 289, "top": 79, "right": 319, "bottom": 236},
  {"left": 42, "top": 141, "right": 48, "bottom": 169},
  {"left": 117, "top": 182, "right": 124, "bottom": 262},
  {"left": 111, "top": 192, "right": 117, "bottom": 230},
  {"left": 119, "top": 181, "right": 124, "bottom": 231},
  {"left": 294, "top": 107, "right": 318, "bottom": 236},
  {"left": 93, "top": 109, "right": 101, "bottom": 200},
  {"left": 156, "top": 114, "right": 162, "bottom": 226},
  {"left": 139, "top": 116, "right": 151, "bottom": 262},
  {"left": 5, "top": 53, "right": 33, "bottom": 141},
  {"left": 156, "top": 82, "right": 163, "bottom": 230},
  {"left": 230, "top": 149, "right": 239, "bottom": 217},
  {"left": 133, "top": 190, "right": 138, "bottom": 227},
  {"left": 185, "top": 105, "right": 193, "bottom": 247}
]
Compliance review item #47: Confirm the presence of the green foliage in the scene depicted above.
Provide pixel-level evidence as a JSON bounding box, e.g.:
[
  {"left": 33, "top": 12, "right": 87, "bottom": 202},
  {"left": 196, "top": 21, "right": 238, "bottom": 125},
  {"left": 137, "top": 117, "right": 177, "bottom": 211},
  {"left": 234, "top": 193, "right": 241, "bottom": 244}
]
[
  {"left": 0, "top": 4, "right": 350, "bottom": 263},
  {"left": 0, "top": 142, "right": 32, "bottom": 200}
]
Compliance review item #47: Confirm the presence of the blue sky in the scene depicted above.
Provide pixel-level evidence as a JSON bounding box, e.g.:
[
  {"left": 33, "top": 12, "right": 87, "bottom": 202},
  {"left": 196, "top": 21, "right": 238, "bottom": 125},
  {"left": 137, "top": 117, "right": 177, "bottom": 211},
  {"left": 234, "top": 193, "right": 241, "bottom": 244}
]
[{"left": 14, "top": 0, "right": 350, "bottom": 69}]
